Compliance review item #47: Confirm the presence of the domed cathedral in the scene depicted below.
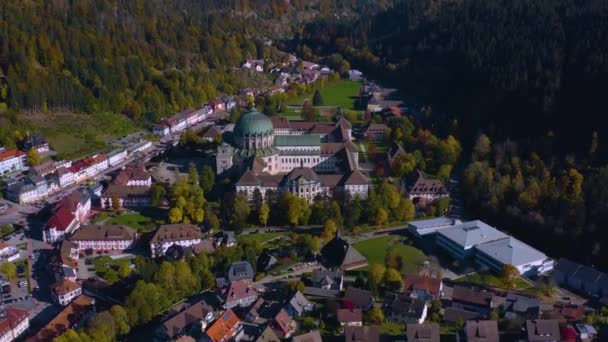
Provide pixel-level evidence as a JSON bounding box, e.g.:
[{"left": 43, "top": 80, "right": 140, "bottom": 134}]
[{"left": 217, "top": 106, "right": 371, "bottom": 203}]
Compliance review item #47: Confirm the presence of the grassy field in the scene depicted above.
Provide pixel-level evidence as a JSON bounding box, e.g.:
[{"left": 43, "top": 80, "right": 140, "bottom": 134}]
[
  {"left": 455, "top": 272, "right": 532, "bottom": 290},
  {"left": 353, "top": 236, "right": 427, "bottom": 274},
  {"left": 238, "top": 232, "right": 284, "bottom": 245},
  {"left": 381, "top": 321, "right": 405, "bottom": 336},
  {"left": 106, "top": 213, "right": 155, "bottom": 232},
  {"left": 292, "top": 80, "right": 362, "bottom": 109},
  {"left": 22, "top": 111, "right": 141, "bottom": 159}
]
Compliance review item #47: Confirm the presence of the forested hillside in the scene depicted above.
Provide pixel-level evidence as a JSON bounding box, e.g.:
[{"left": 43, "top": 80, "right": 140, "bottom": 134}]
[
  {"left": 298, "top": 0, "right": 608, "bottom": 157},
  {"left": 0, "top": 0, "right": 393, "bottom": 147},
  {"left": 296, "top": 0, "right": 608, "bottom": 268}
]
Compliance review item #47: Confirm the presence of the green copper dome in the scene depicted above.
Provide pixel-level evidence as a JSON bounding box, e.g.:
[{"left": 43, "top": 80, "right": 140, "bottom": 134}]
[{"left": 233, "top": 108, "right": 274, "bottom": 138}]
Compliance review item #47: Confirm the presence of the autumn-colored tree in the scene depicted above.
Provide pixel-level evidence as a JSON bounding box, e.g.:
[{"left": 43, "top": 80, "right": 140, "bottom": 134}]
[
  {"left": 27, "top": 148, "right": 41, "bottom": 166},
  {"left": 500, "top": 264, "right": 520, "bottom": 289},
  {"left": 259, "top": 203, "right": 270, "bottom": 227},
  {"left": 321, "top": 219, "right": 338, "bottom": 240},
  {"left": 168, "top": 207, "right": 183, "bottom": 223}
]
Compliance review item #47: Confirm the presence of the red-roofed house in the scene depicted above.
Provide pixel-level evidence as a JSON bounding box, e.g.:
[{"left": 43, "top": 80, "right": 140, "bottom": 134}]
[
  {"left": 221, "top": 280, "right": 259, "bottom": 309},
  {"left": 271, "top": 309, "right": 297, "bottom": 338},
  {"left": 50, "top": 278, "right": 82, "bottom": 306},
  {"left": 0, "top": 307, "right": 29, "bottom": 341},
  {"left": 402, "top": 274, "right": 443, "bottom": 301},
  {"left": 43, "top": 190, "right": 91, "bottom": 243},
  {"left": 204, "top": 309, "right": 241, "bottom": 342},
  {"left": 0, "top": 147, "right": 27, "bottom": 175}
]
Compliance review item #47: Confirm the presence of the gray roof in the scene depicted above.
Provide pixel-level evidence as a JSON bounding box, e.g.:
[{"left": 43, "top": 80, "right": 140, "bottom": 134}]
[
  {"left": 406, "top": 323, "right": 440, "bottom": 342},
  {"left": 465, "top": 320, "right": 499, "bottom": 342},
  {"left": 438, "top": 220, "right": 508, "bottom": 248},
  {"left": 475, "top": 237, "right": 548, "bottom": 267},
  {"left": 409, "top": 217, "right": 462, "bottom": 236},
  {"left": 288, "top": 291, "right": 314, "bottom": 315},
  {"left": 274, "top": 134, "right": 320, "bottom": 146},
  {"left": 526, "top": 320, "right": 561, "bottom": 341},
  {"left": 505, "top": 293, "right": 541, "bottom": 314},
  {"left": 553, "top": 258, "right": 582, "bottom": 277},
  {"left": 228, "top": 261, "right": 255, "bottom": 281},
  {"left": 571, "top": 265, "right": 602, "bottom": 284}
]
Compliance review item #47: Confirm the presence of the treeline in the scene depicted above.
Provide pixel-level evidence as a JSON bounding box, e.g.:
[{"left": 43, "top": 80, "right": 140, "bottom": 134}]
[
  {"left": 463, "top": 134, "right": 608, "bottom": 269},
  {"left": 295, "top": 0, "right": 608, "bottom": 158}
]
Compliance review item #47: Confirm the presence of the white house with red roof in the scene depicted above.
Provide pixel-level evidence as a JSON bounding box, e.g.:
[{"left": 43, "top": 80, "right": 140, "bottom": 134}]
[
  {"left": 221, "top": 280, "right": 259, "bottom": 309},
  {"left": 43, "top": 190, "right": 91, "bottom": 243},
  {"left": 0, "top": 147, "right": 27, "bottom": 175},
  {"left": 50, "top": 278, "right": 82, "bottom": 306},
  {"left": 0, "top": 307, "right": 29, "bottom": 341}
]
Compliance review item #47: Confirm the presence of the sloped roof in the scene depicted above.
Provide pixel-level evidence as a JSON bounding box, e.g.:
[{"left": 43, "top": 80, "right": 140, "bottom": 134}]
[
  {"left": 344, "top": 326, "right": 379, "bottom": 342},
  {"left": 402, "top": 275, "right": 442, "bottom": 298},
  {"left": 475, "top": 237, "right": 548, "bottom": 267},
  {"left": 383, "top": 292, "right": 426, "bottom": 320},
  {"left": 237, "top": 169, "right": 260, "bottom": 186},
  {"left": 205, "top": 309, "right": 240, "bottom": 342},
  {"left": 0, "top": 306, "right": 28, "bottom": 339},
  {"left": 270, "top": 116, "right": 291, "bottom": 129},
  {"left": 224, "top": 279, "right": 258, "bottom": 303},
  {"left": 292, "top": 330, "right": 322, "bottom": 342},
  {"left": 287, "top": 167, "right": 319, "bottom": 182},
  {"left": 337, "top": 309, "right": 362, "bottom": 323},
  {"left": 50, "top": 278, "right": 81, "bottom": 296},
  {"left": 406, "top": 323, "right": 440, "bottom": 342},
  {"left": 452, "top": 286, "right": 493, "bottom": 307},
  {"left": 274, "top": 134, "right": 320, "bottom": 146},
  {"left": 256, "top": 325, "right": 281, "bottom": 342},
  {"left": 321, "top": 235, "right": 368, "bottom": 270},
  {"left": 438, "top": 220, "right": 508, "bottom": 248},
  {"left": 162, "top": 300, "right": 214, "bottom": 338},
  {"left": 465, "top": 320, "right": 499, "bottom": 342},
  {"left": 70, "top": 224, "right": 136, "bottom": 241},
  {"left": 526, "top": 320, "right": 561, "bottom": 341},
  {"left": 29, "top": 295, "right": 95, "bottom": 341},
  {"left": 343, "top": 287, "right": 374, "bottom": 308},
  {"left": 273, "top": 309, "right": 295, "bottom": 335},
  {"left": 289, "top": 291, "right": 313, "bottom": 315},
  {"left": 0, "top": 148, "right": 25, "bottom": 162},
  {"left": 46, "top": 206, "right": 76, "bottom": 231},
  {"left": 553, "top": 258, "right": 582, "bottom": 277},
  {"left": 344, "top": 169, "right": 369, "bottom": 185},
  {"left": 150, "top": 224, "right": 202, "bottom": 244},
  {"left": 443, "top": 307, "right": 482, "bottom": 323}
]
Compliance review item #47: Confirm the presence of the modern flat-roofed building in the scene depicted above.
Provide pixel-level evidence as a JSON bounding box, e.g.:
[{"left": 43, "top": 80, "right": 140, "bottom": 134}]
[
  {"left": 475, "top": 237, "right": 553, "bottom": 277},
  {"left": 408, "top": 217, "right": 462, "bottom": 237},
  {"left": 436, "top": 220, "right": 508, "bottom": 259}
]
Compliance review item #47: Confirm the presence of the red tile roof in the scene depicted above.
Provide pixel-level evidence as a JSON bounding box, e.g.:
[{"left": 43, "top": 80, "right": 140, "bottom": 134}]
[
  {"left": 45, "top": 206, "right": 76, "bottom": 231},
  {"left": 0, "top": 148, "right": 25, "bottom": 162},
  {"left": 224, "top": 279, "right": 257, "bottom": 303},
  {"left": 403, "top": 275, "right": 442, "bottom": 299},
  {"left": 205, "top": 309, "right": 240, "bottom": 342},
  {"left": 273, "top": 309, "right": 295, "bottom": 336},
  {"left": 50, "top": 278, "right": 81, "bottom": 296},
  {"left": 0, "top": 307, "right": 28, "bottom": 339},
  {"left": 27, "top": 295, "right": 95, "bottom": 342},
  {"left": 337, "top": 309, "right": 362, "bottom": 323}
]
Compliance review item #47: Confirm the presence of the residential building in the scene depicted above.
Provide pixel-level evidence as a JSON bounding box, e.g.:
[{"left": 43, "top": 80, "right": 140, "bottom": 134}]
[
  {"left": 5, "top": 182, "right": 38, "bottom": 204},
  {"left": 387, "top": 143, "right": 407, "bottom": 169},
  {"left": 402, "top": 274, "right": 443, "bottom": 301},
  {"left": 451, "top": 286, "right": 493, "bottom": 315},
  {"left": 272, "top": 309, "right": 297, "bottom": 338},
  {"left": 128, "top": 140, "right": 153, "bottom": 155},
  {"left": 242, "top": 59, "right": 265, "bottom": 72},
  {"left": 443, "top": 307, "right": 483, "bottom": 323},
  {"left": 150, "top": 224, "right": 202, "bottom": 258},
  {"left": 28, "top": 295, "right": 95, "bottom": 342},
  {"left": 107, "top": 149, "right": 127, "bottom": 166},
  {"left": 383, "top": 292, "right": 427, "bottom": 324},
  {"left": 344, "top": 326, "right": 379, "bottom": 342},
  {"left": 343, "top": 287, "right": 375, "bottom": 311},
  {"left": 348, "top": 69, "right": 363, "bottom": 81},
  {"left": 526, "top": 320, "right": 561, "bottom": 342},
  {"left": 0, "top": 147, "right": 27, "bottom": 175},
  {"left": 552, "top": 302, "right": 584, "bottom": 322},
  {"left": 408, "top": 217, "right": 462, "bottom": 237},
  {"left": 69, "top": 225, "right": 137, "bottom": 254},
  {"left": 575, "top": 324, "right": 598, "bottom": 340},
  {"left": 43, "top": 190, "right": 91, "bottom": 243},
  {"left": 321, "top": 232, "right": 368, "bottom": 271},
  {"left": 337, "top": 309, "right": 362, "bottom": 327},
  {"left": 475, "top": 236, "right": 554, "bottom": 276},
  {"left": 285, "top": 291, "right": 315, "bottom": 317},
  {"left": 203, "top": 309, "right": 241, "bottom": 342},
  {"left": 436, "top": 220, "right": 508, "bottom": 260},
  {"left": 50, "top": 278, "right": 82, "bottom": 306},
  {"left": 311, "top": 268, "right": 343, "bottom": 290},
  {"left": 51, "top": 240, "right": 79, "bottom": 281},
  {"left": 100, "top": 163, "right": 151, "bottom": 210},
  {"left": 156, "top": 300, "right": 215, "bottom": 340},
  {"left": 405, "top": 170, "right": 449, "bottom": 205},
  {"left": 0, "top": 307, "right": 29, "bottom": 342},
  {"left": 363, "top": 123, "right": 388, "bottom": 141},
  {"left": 462, "top": 320, "right": 499, "bottom": 342},
  {"left": 227, "top": 261, "right": 255, "bottom": 282},
  {"left": 257, "top": 251, "right": 278, "bottom": 272},
  {"left": 407, "top": 323, "right": 440, "bottom": 342},
  {"left": 201, "top": 125, "right": 222, "bottom": 142},
  {"left": 256, "top": 326, "right": 280, "bottom": 342},
  {"left": 503, "top": 293, "right": 541, "bottom": 320},
  {"left": 30, "top": 160, "right": 57, "bottom": 177},
  {"left": 292, "top": 330, "right": 322, "bottom": 342},
  {"left": 221, "top": 280, "right": 259, "bottom": 309},
  {"left": 20, "top": 133, "right": 50, "bottom": 154},
  {"left": 301, "top": 61, "right": 319, "bottom": 71},
  {"left": 56, "top": 166, "right": 75, "bottom": 187}
]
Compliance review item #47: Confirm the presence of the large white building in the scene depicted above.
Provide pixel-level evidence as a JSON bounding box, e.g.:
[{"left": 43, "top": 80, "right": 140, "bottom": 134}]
[
  {"left": 149, "top": 224, "right": 202, "bottom": 258},
  {"left": 0, "top": 148, "right": 27, "bottom": 175},
  {"left": 69, "top": 225, "right": 137, "bottom": 254},
  {"left": 43, "top": 190, "right": 91, "bottom": 243},
  {"left": 220, "top": 108, "right": 369, "bottom": 202},
  {"left": 0, "top": 307, "right": 29, "bottom": 342}
]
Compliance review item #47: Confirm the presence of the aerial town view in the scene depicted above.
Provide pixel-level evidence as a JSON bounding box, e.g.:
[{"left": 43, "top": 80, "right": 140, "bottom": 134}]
[{"left": 0, "top": 1, "right": 607, "bottom": 341}]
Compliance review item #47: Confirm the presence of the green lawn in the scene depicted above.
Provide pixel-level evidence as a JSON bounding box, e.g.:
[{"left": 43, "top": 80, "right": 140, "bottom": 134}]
[
  {"left": 381, "top": 321, "right": 406, "bottom": 336},
  {"left": 292, "top": 80, "right": 362, "bottom": 109},
  {"left": 455, "top": 272, "right": 532, "bottom": 290},
  {"left": 23, "top": 111, "right": 141, "bottom": 159},
  {"left": 106, "top": 213, "right": 155, "bottom": 231},
  {"left": 353, "top": 236, "right": 427, "bottom": 274},
  {"left": 238, "top": 232, "right": 284, "bottom": 245}
]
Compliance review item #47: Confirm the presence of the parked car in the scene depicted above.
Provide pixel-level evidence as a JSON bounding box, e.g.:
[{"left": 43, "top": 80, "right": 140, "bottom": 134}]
[{"left": 18, "top": 280, "right": 27, "bottom": 288}]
